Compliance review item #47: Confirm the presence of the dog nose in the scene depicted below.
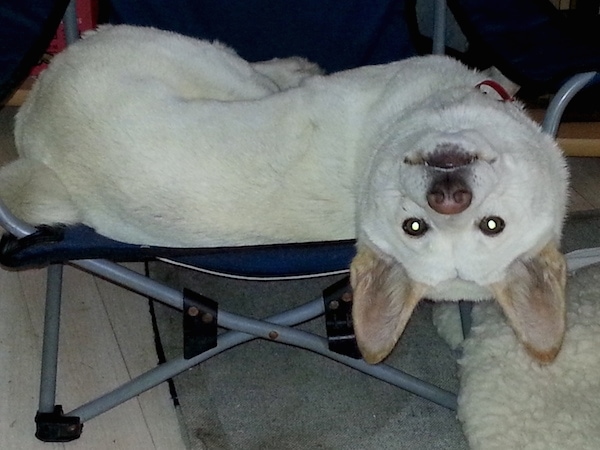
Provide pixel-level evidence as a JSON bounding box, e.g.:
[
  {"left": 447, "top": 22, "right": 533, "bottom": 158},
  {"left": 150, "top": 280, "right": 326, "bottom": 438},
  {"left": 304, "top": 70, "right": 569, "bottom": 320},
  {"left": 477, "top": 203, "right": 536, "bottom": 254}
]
[{"left": 427, "top": 173, "right": 472, "bottom": 214}]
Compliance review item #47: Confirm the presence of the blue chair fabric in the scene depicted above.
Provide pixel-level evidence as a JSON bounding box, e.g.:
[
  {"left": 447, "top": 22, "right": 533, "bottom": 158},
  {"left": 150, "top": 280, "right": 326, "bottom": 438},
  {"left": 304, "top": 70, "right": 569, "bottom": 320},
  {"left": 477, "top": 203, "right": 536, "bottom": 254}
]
[
  {"left": 0, "top": 224, "right": 356, "bottom": 277},
  {"left": 108, "top": 0, "right": 418, "bottom": 73}
]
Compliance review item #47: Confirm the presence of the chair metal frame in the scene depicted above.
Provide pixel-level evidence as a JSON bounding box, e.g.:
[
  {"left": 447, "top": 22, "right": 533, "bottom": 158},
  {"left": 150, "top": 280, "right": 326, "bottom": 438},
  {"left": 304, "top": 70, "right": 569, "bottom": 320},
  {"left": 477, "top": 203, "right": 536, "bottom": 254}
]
[
  {"left": 0, "top": 197, "right": 460, "bottom": 442},
  {"left": 3, "top": 0, "right": 600, "bottom": 442}
]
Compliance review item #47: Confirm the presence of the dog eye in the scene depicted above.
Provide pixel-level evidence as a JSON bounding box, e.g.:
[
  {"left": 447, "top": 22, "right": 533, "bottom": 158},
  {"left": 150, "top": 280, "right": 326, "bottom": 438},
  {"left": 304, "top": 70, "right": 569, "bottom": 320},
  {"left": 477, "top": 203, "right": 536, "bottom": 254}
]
[
  {"left": 402, "top": 218, "right": 429, "bottom": 237},
  {"left": 479, "top": 216, "right": 505, "bottom": 236}
]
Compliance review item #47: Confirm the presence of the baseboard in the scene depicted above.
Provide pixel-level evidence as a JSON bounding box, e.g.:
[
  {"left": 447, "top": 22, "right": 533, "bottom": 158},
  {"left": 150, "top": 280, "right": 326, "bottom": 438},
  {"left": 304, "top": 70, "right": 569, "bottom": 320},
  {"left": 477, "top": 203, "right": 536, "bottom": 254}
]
[
  {"left": 558, "top": 138, "right": 600, "bottom": 157},
  {"left": 5, "top": 78, "right": 35, "bottom": 107}
]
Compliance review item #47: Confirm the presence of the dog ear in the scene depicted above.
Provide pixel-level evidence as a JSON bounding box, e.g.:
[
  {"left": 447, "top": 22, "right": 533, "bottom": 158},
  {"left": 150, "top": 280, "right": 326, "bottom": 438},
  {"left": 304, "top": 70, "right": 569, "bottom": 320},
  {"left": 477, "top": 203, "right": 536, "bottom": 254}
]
[
  {"left": 350, "top": 245, "right": 427, "bottom": 364},
  {"left": 490, "top": 242, "right": 567, "bottom": 364}
]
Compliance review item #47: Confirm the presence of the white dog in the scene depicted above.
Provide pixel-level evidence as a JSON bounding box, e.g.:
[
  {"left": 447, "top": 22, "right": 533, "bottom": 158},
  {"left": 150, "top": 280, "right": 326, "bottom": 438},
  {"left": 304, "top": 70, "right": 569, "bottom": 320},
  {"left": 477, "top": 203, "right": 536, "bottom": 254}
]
[{"left": 1, "top": 25, "right": 569, "bottom": 364}]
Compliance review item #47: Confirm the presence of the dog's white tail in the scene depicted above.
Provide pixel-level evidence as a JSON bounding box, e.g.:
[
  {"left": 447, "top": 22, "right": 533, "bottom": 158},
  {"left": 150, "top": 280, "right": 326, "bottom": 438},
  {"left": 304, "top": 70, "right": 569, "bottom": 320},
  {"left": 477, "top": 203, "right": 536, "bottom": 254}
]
[{"left": 0, "top": 159, "right": 81, "bottom": 228}]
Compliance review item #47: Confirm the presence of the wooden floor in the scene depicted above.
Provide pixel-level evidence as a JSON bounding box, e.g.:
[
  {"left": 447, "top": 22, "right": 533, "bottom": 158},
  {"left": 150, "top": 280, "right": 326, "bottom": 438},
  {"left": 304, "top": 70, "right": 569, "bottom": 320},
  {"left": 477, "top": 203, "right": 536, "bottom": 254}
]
[
  {"left": 0, "top": 264, "right": 188, "bottom": 450},
  {"left": 567, "top": 157, "right": 600, "bottom": 211},
  {"left": 0, "top": 104, "right": 600, "bottom": 449}
]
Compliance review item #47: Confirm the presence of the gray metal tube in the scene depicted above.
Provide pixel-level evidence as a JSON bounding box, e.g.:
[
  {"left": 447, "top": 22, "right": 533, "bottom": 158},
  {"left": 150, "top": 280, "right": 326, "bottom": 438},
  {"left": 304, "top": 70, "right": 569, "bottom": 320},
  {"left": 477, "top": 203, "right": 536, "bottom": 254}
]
[
  {"left": 432, "top": 0, "right": 447, "bottom": 55},
  {"left": 0, "top": 200, "right": 36, "bottom": 238},
  {"left": 542, "top": 72, "right": 598, "bottom": 136},
  {"left": 63, "top": 0, "right": 79, "bottom": 45},
  {"left": 68, "top": 294, "right": 456, "bottom": 421},
  {"left": 68, "top": 297, "right": 326, "bottom": 420},
  {"left": 38, "top": 265, "right": 64, "bottom": 413},
  {"left": 72, "top": 259, "right": 184, "bottom": 310}
]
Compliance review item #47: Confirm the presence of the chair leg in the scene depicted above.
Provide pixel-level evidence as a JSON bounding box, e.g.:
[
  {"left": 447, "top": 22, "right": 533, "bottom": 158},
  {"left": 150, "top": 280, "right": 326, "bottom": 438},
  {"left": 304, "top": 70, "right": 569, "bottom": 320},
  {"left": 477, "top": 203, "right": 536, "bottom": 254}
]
[
  {"left": 541, "top": 72, "right": 599, "bottom": 136},
  {"left": 541, "top": 72, "right": 600, "bottom": 262},
  {"left": 432, "top": 0, "right": 447, "bottom": 55},
  {"left": 63, "top": 0, "right": 79, "bottom": 45},
  {"left": 31, "top": 260, "right": 456, "bottom": 434},
  {"left": 38, "top": 264, "right": 63, "bottom": 413},
  {"left": 35, "top": 264, "right": 83, "bottom": 442}
]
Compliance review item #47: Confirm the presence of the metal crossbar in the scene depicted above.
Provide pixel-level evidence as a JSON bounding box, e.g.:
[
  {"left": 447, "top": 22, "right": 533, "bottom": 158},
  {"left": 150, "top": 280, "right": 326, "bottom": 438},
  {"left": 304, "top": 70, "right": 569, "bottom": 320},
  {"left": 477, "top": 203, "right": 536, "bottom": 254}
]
[{"left": 27, "top": 257, "right": 459, "bottom": 441}]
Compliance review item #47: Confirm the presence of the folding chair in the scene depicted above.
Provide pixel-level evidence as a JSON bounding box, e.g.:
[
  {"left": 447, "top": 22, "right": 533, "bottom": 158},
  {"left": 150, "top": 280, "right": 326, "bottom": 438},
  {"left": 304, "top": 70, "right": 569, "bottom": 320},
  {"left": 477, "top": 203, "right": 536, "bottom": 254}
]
[
  {"left": 0, "top": 1, "right": 458, "bottom": 442},
  {"left": 0, "top": 206, "right": 462, "bottom": 442}
]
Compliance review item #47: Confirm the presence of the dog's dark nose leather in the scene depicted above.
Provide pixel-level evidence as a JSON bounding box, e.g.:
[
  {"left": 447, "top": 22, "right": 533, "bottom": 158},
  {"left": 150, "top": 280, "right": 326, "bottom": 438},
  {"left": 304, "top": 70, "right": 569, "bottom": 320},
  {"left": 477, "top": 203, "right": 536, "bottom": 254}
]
[{"left": 427, "top": 173, "right": 472, "bottom": 214}]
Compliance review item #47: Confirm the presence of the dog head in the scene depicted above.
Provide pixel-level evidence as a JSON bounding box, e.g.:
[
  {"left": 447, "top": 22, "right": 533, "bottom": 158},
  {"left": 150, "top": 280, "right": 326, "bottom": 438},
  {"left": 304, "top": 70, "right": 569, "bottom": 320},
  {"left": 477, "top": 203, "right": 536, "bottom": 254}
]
[{"left": 352, "top": 89, "right": 569, "bottom": 364}]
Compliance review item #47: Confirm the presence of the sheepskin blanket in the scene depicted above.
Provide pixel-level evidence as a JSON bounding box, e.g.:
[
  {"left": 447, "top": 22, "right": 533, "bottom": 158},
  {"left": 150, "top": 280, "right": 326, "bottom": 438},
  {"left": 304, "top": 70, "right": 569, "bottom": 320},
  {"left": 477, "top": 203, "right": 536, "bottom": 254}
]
[{"left": 435, "top": 249, "right": 600, "bottom": 449}]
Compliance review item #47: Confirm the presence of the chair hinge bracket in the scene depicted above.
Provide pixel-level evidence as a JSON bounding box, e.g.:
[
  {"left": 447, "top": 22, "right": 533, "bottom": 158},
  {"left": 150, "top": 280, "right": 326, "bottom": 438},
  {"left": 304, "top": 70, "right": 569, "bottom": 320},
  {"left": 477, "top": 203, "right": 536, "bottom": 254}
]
[
  {"left": 323, "top": 276, "right": 361, "bottom": 359},
  {"left": 183, "top": 288, "right": 218, "bottom": 359}
]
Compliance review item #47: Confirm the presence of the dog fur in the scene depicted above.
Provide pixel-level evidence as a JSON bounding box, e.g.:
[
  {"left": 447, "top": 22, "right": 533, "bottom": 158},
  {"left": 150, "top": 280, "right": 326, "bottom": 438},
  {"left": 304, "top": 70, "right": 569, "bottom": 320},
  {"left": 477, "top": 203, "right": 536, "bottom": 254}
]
[{"left": 0, "top": 25, "right": 569, "bottom": 364}]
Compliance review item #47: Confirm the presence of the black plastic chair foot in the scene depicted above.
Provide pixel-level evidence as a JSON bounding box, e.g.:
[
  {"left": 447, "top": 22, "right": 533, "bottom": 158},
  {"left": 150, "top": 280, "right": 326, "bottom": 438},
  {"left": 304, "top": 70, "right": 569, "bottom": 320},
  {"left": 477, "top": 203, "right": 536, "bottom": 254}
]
[{"left": 35, "top": 405, "right": 82, "bottom": 442}]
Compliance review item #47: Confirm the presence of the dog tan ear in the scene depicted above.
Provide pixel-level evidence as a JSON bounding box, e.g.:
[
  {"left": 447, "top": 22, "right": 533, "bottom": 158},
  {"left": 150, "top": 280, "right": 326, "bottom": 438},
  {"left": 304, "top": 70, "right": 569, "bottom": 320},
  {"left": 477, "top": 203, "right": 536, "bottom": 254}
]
[
  {"left": 490, "top": 243, "right": 567, "bottom": 364},
  {"left": 350, "top": 245, "right": 426, "bottom": 364}
]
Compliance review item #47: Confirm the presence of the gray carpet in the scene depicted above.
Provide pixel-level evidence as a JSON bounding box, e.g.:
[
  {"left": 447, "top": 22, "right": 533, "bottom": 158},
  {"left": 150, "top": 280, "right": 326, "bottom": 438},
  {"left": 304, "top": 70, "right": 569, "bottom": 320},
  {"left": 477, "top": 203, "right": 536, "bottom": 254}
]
[
  {"left": 148, "top": 213, "right": 600, "bottom": 450},
  {"left": 150, "top": 270, "right": 465, "bottom": 450},
  {"left": 562, "top": 209, "right": 600, "bottom": 252}
]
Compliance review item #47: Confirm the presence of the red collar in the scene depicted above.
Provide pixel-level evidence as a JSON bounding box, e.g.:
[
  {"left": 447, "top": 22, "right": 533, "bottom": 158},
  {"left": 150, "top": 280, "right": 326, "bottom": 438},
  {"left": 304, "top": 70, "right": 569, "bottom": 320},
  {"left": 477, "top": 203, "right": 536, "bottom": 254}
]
[{"left": 476, "top": 80, "right": 514, "bottom": 102}]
